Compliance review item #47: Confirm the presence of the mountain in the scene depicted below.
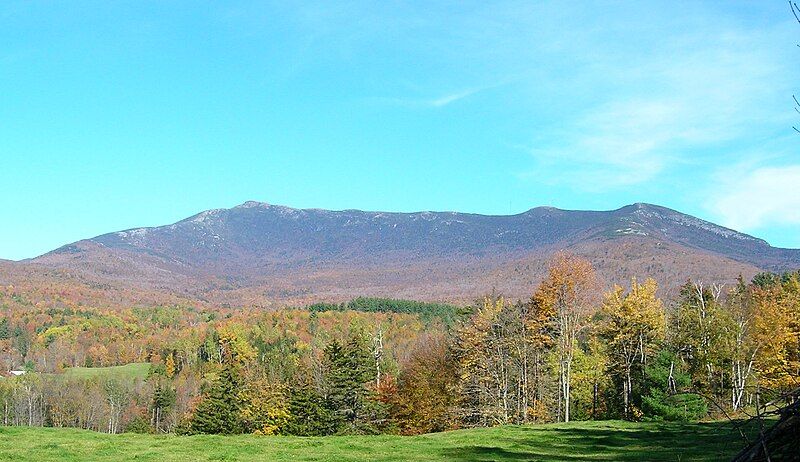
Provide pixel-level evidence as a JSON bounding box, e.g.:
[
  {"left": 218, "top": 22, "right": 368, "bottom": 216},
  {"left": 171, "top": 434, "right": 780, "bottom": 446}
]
[{"left": 19, "top": 201, "right": 800, "bottom": 305}]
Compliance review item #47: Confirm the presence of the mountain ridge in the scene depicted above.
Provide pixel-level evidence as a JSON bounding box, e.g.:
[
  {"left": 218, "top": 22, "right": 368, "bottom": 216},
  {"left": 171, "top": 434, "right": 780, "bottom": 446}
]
[
  {"left": 16, "top": 201, "right": 800, "bottom": 305},
  {"left": 40, "top": 201, "right": 776, "bottom": 256}
]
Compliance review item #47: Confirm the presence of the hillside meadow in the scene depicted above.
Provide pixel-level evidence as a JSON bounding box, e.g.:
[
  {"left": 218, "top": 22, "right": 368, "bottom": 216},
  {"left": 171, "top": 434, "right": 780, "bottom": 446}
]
[
  {"left": 0, "top": 420, "right": 756, "bottom": 462},
  {"left": 58, "top": 363, "right": 151, "bottom": 381}
]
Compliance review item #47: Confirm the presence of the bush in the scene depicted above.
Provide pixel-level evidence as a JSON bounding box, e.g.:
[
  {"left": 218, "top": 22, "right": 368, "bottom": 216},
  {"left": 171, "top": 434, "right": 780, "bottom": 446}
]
[{"left": 124, "top": 415, "right": 152, "bottom": 434}]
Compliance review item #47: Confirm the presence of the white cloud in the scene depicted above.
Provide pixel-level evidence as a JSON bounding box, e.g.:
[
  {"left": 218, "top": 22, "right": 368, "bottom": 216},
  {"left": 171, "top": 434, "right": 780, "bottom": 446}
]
[
  {"left": 521, "top": 99, "right": 684, "bottom": 188},
  {"left": 712, "top": 165, "right": 800, "bottom": 231},
  {"left": 515, "top": 7, "right": 797, "bottom": 190}
]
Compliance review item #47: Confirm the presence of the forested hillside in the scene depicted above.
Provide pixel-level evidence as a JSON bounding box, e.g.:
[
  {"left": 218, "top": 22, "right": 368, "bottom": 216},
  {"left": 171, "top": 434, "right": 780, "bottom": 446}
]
[{"left": 1, "top": 254, "right": 797, "bottom": 439}]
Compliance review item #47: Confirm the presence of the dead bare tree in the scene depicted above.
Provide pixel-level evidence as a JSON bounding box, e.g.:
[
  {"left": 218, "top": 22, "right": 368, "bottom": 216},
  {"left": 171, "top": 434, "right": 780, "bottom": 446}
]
[
  {"left": 792, "top": 2, "right": 800, "bottom": 133},
  {"left": 731, "top": 386, "right": 800, "bottom": 462}
]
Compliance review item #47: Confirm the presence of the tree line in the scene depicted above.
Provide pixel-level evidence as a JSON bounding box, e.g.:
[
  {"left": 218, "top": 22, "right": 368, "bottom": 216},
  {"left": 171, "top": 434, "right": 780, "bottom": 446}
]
[{"left": 0, "top": 253, "right": 798, "bottom": 435}]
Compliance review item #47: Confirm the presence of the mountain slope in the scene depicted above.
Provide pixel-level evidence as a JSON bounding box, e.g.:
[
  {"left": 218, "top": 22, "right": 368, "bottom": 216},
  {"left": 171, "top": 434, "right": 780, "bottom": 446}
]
[{"left": 26, "top": 201, "right": 800, "bottom": 304}]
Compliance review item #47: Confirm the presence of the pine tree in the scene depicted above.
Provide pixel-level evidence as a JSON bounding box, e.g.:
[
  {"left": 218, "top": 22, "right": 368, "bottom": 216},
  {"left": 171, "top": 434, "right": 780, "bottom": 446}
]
[
  {"left": 323, "top": 333, "right": 386, "bottom": 434},
  {"left": 641, "top": 349, "right": 706, "bottom": 421},
  {"left": 0, "top": 318, "right": 9, "bottom": 340},
  {"left": 190, "top": 363, "right": 244, "bottom": 434},
  {"left": 286, "top": 384, "right": 334, "bottom": 436},
  {"left": 151, "top": 382, "right": 176, "bottom": 433},
  {"left": 12, "top": 326, "right": 31, "bottom": 360}
]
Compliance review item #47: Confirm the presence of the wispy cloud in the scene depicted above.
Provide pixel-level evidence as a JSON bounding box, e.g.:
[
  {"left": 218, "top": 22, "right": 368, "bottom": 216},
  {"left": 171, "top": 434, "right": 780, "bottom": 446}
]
[
  {"left": 710, "top": 164, "right": 800, "bottom": 232},
  {"left": 371, "top": 83, "right": 503, "bottom": 109},
  {"left": 519, "top": 99, "right": 682, "bottom": 188},
  {"left": 428, "top": 88, "right": 481, "bottom": 107},
  {"left": 518, "top": 19, "right": 796, "bottom": 190}
]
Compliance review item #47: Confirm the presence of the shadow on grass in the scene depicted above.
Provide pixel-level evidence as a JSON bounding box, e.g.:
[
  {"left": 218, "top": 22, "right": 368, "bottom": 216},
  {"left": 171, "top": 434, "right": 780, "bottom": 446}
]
[
  {"left": 447, "top": 445, "right": 600, "bottom": 461},
  {"left": 443, "top": 421, "right": 755, "bottom": 462}
]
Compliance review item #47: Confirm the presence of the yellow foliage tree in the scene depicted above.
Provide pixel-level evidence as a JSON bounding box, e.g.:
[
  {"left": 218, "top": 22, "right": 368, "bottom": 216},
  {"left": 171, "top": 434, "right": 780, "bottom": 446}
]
[
  {"left": 218, "top": 325, "right": 256, "bottom": 364},
  {"left": 239, "top": 379, "right": 290, "bottom": 435},
  {"left": 600, "top": 278, "right": 665, "bottom": 419},
  {"left": 752, "top": 275, "right": 800, "bottom": 393},
  {"left": 531, "top": 252, "right": 598, "bottom": 422},
  {"left": 164, "top": 352, "right": 176, "bottom": 378}
]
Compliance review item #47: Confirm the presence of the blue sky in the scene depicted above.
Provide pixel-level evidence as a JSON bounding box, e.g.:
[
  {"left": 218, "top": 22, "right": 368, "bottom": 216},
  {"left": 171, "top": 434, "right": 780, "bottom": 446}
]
[{"left": 1, "top": 1, "right": 798, "bottom": 260}]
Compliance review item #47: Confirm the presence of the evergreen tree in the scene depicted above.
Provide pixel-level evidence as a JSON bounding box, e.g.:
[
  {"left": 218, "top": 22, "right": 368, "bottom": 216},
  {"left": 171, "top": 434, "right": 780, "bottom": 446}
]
[
  {"left": 12, "top": 326, "right": 31, "bottom": 360},
  {"left": 752, "top": 272, "right": 780, "bottom": 289},
  {"left": 641, "top": 349, "right": 707, "bottom": 421},
  {"left": 151, "top": 382, "right": 176, "bottom": 433},
  {"left": 190, "top": 364, "right": 244, "bottom": 434},
  {"left": 0, "top": 318, "right": 9, "bottom": 340},
  {"left": 124, "top": 414, "right": 153, "bottom": 434},
  {"left": 285, "top": 384, "right": 334, "bottom": 436},
  {"left": 323, "top": 333, "right": 387, "bottom": 434}
]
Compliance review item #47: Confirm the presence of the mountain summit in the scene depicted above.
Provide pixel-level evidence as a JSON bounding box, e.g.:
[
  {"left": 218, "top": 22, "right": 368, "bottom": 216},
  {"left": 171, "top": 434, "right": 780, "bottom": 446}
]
[{"left": 27, "top": 202, "right": 800, "bottom": 303}]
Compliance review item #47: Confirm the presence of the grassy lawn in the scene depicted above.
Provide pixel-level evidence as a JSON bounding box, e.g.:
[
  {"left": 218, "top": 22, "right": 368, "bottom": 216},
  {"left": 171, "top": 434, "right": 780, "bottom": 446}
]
[
  {"left": 0, "top": 420, "right": 754, "bottom": 462},
  {"left": 58, "top": 363, "right": 151, "bottom": 381}
]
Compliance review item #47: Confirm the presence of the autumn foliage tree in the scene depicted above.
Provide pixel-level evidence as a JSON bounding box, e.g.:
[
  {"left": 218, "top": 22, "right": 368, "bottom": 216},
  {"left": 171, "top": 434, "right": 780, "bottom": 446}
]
[
  {"left": 530, "top": 253, "right": 598, "bottom": 422},
  {"left": 600, "top": 278, "right": 665, "bottom": 419},
  {"left": 453, "top": 296, "right": 528, "bottom": 426},
  {"left": 390, "top": 332, "right": 457, "bottom": 434},
  {"left": 751, "top": 273, "right": 800, "bottom": 394},
  {"left": 673, "top": 282, "right": 733, "bottom": 403}
]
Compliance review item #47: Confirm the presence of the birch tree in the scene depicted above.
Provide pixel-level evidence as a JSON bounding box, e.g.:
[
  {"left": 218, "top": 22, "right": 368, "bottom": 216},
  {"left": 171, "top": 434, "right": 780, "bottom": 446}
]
[
  {"left": 600, "top": 278, "right": 665, "bottom": 419},
  {"left": 531, "top": 253, "right": 597, "bottom": 422}
]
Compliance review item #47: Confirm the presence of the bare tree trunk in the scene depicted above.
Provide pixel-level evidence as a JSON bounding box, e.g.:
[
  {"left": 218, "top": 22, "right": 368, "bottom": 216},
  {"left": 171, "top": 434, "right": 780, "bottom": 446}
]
[
  {"left": 373, "top": 327, "right": 383, "bottom": 389},
  {"left": 564, "top": 359, "right": 571, "bottom": 422},
  {"left": 623, "top": 366, "right": 632, "bottom": 420},
  {"left": 28, "top": 397, "right": 32, "bottom": 426}
]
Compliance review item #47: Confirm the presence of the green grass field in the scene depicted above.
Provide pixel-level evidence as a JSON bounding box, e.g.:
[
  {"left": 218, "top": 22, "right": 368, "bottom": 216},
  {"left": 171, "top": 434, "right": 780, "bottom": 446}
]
[
  {"left": 0, "top": 420, "right": 753, "bottom": 462},
  {"left": 58, "top": 363, "right": 151, "bottom": 381}
]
